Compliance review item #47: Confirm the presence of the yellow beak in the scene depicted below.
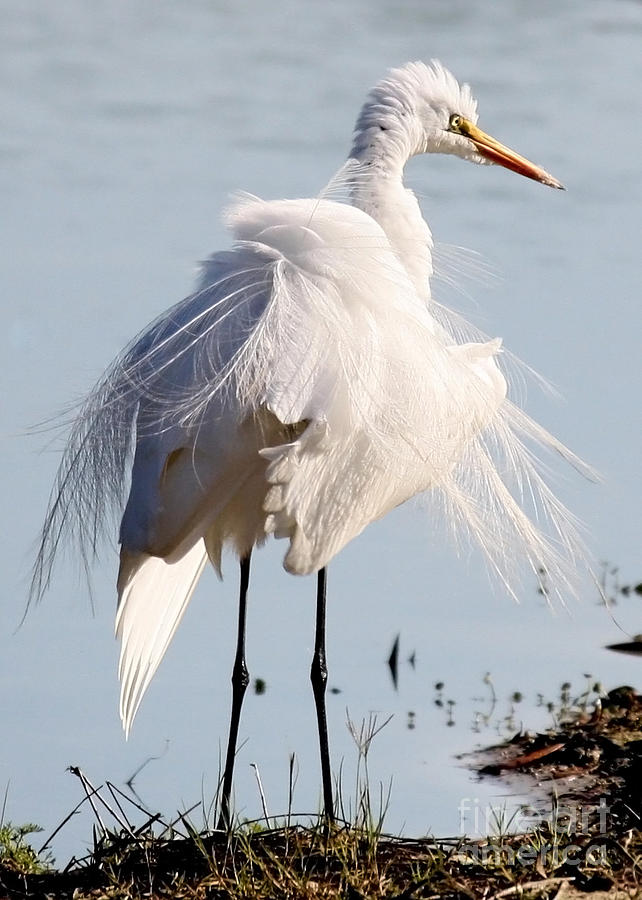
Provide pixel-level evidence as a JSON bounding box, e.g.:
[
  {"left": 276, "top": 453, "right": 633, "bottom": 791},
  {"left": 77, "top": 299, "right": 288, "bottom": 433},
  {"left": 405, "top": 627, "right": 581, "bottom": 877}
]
[{"left": 456, "top": 119, "right": 564, "bottom": 190}]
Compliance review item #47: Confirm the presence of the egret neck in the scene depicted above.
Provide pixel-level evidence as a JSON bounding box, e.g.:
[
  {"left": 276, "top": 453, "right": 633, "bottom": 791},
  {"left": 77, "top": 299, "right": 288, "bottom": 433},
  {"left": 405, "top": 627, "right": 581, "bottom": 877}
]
[{"left": 348, "top": 99, "right": 434, "bottom": 302}]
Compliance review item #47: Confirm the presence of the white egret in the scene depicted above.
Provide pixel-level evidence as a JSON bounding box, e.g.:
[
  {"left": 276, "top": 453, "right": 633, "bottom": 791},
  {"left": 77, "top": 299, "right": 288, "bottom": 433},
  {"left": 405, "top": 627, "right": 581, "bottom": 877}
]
[{"left": 33, "top": 61, "right": 587, "bottom": 826}]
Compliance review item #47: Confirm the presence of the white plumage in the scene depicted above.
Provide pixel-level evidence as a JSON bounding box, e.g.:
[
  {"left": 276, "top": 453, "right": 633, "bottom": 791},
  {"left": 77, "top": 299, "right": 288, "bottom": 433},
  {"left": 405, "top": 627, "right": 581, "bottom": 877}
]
[{"left": 34, "top": 61, "right": 587, "bottom": 741}]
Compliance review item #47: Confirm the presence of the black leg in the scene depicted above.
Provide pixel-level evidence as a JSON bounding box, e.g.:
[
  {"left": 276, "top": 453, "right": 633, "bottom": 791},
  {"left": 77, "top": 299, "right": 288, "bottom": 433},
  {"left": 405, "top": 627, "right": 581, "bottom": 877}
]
[
  {"left": 310, "top": 567, "right": 334, "bottom": 823},
  {"left": 218, "top": 554, "right": 251, "bottom": 830}
]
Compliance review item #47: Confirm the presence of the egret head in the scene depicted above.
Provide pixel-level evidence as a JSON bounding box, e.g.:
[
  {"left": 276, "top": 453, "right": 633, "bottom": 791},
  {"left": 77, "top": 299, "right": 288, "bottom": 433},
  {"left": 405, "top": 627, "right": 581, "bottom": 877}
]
[{"left": 351, "top": 60, "right": 564, "bottom": 189}]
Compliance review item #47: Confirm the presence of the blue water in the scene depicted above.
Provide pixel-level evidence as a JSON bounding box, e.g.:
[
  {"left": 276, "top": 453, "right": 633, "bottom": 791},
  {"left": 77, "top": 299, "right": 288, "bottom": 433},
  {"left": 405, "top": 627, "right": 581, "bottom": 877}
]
[{"left": 2, "top": 0, "right": 641, "bottom": 864}]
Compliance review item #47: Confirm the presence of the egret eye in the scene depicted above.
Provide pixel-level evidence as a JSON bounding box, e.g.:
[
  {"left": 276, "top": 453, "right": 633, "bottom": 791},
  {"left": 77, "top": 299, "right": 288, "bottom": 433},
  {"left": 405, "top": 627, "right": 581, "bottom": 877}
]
[{"left": 449, "top": 114, "right": 463, "bottom": 132}]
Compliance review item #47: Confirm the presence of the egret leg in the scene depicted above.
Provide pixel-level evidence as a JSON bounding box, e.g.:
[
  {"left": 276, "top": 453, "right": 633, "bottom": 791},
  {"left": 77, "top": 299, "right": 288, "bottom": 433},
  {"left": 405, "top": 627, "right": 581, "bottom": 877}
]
[
  {"left": 218, "top": 554, "right": 251, "bottom": 830},
  {"left": 310, "top": 567, "right": 334, "bottom": 823}
]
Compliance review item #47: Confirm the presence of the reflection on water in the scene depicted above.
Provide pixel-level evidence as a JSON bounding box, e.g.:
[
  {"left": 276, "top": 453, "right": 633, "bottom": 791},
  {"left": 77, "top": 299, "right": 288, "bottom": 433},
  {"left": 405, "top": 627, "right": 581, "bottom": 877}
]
[{"left": 2, "top": 0, "right": 642, "bottom": 865}]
